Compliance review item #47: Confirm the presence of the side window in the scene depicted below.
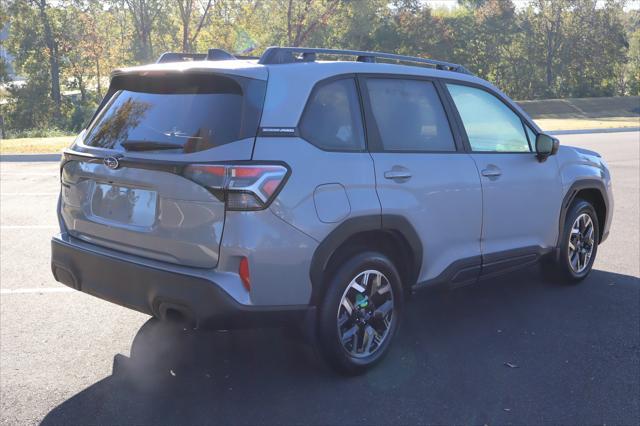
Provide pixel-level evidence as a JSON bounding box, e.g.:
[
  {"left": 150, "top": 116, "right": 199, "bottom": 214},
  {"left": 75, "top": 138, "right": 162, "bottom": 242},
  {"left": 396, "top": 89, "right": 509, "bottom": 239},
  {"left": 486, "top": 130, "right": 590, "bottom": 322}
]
[
  {"left": 365, "top": 78, "right": 455, "bottom": 152},
  {"left": 525, "top": 124, "right": 537, "bottom": 150},
  {"left": 447, "top": 84, "right": 531, "bottom": 153},
  {"left": 299, "top": 78, "right": 365, "bottom": 151}
]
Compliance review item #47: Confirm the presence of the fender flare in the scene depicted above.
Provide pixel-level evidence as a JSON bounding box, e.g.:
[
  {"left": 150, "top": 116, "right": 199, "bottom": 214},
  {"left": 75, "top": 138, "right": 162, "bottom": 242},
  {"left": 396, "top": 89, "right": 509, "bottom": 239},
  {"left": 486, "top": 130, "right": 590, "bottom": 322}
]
[
  {"left": 558, "top": 179, "right": 609, "bottom": 246},
  {"left": 309, "top": 215, "right": 422, "bottom": 304}
]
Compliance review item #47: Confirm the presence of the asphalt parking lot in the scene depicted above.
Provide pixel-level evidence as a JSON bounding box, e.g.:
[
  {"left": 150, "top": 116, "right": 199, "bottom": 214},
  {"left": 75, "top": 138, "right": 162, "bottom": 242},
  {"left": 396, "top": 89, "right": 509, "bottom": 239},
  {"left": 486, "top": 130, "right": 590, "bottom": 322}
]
[{"left": 1, "top": 131, "right": 638, "bottom": 425}]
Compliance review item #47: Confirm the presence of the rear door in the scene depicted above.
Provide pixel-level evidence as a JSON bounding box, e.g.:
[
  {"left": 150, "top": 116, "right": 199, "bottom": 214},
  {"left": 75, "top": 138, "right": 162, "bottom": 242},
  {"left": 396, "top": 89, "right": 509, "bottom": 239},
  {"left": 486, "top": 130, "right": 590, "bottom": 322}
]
[
  {"left": 361, "top": 76, "right": 483, "bottom": 286},
  {"left": 60, "top": 72, "right": 266, "bottom": 268},
  {"left": 444, "top": 82, "right": 563, "bottom": 272}
]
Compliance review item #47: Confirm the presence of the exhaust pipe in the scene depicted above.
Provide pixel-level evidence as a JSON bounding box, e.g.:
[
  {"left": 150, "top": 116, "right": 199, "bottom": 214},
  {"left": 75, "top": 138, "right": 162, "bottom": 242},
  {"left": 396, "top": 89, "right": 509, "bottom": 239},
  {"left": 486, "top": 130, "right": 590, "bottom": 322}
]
[{"left": 156, "top": 301, "right": 196, "bottom": 327}]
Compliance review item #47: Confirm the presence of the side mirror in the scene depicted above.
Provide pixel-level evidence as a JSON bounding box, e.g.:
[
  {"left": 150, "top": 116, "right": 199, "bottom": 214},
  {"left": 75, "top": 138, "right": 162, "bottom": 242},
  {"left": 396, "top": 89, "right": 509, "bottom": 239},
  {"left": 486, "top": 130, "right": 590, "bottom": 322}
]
[{"left": 536, "top": 133, "right": 559, "bottom": 162}]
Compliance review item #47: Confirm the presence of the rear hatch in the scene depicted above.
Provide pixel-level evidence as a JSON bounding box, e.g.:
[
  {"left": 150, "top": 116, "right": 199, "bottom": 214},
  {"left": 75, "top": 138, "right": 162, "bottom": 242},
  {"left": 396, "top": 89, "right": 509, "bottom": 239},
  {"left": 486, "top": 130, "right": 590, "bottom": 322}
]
[{"left": 60, "top": 67, "right": 267, "bottom": 268}]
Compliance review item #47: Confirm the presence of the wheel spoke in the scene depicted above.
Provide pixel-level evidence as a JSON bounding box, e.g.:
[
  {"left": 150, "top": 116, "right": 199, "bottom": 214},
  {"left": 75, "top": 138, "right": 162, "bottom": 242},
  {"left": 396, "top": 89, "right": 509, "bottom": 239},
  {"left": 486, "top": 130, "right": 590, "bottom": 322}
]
[
  {"left": 361, "top": 272, "right": 370, "bottom": 290},
  {"left": 370, "top": 273, "right": 381, "bottom": 298},
  {"left": 375, "top": 300, "right": 393, "bottom": 317},
  {"left": 362, "top": 325, "right": 377, "bottom": 355},
  {"left": 585, "top": 225, "right": 594, "bottom": 243},
  {"left": 341, "top": 325, "right": 358, "bottom": 344},
  {"left": 570, "top": 251, "right": 579, "bottom": 270},
  {"left": 352, "top": 328, "right": 363, "bottom": 354},
  {"left": 341, "top": 298, "right": 354, "bottom": 316},
  {"left": 377, "top": 283, "right": 391, "bottom": 295},
  {"left": 350, "top": 279, "right": 366, "bottom": 293},
  {"left": 338, "top": 312, "right": 349, "bottom": 327},
  {"left": 578, "top": 251, "right": 585, "bottom": 270}
]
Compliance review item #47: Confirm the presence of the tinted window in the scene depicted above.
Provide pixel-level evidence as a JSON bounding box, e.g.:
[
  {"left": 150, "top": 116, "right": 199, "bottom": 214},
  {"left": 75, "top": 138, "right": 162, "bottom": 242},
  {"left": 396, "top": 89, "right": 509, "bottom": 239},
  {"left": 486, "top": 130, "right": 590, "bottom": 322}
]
[
  {"left": 84, "top": 75, "right": 265, "bottom": 153},
  {"left": 447, "top": 84, "right": 530, "bottom": 152},
  {"left": 299, "top": 78, "right": 365, "bottom": 151},
  {"left": 366, "top": 79, "right": 455, "bottom": 152}
]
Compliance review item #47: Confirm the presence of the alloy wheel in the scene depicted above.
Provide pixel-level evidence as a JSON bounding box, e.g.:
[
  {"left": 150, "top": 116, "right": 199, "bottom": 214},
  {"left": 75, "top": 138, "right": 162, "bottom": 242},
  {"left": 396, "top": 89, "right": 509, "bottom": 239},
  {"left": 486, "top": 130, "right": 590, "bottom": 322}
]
[
  {"left": 568, "top": 213, "right": 595, "bottom": 274},
  {"left": 337, "top": 269, "right": 395, "bottom": 358}
]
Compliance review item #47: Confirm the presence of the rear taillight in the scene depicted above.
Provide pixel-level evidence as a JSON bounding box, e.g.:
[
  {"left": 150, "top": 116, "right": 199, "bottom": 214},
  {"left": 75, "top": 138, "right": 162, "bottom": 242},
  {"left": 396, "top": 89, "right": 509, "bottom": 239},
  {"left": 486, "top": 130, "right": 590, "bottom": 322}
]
[{"left": 183, "top": 164, "right": 289, "bottom": 211}]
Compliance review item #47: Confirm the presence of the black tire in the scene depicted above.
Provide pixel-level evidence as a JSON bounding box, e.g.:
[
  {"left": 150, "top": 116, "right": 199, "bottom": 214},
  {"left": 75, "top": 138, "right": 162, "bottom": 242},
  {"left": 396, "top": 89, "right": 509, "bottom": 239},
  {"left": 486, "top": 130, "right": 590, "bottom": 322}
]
[
  {"left": 317, "top": 251, "right": 404, "bottom": 375},
  {"left": 543, "top": 199, "right": 599, "bottom": 283}
]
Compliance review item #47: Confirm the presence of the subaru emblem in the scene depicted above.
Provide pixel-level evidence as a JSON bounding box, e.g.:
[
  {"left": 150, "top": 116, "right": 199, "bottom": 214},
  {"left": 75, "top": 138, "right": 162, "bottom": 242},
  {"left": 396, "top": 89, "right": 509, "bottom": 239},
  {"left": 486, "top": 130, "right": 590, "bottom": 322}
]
[{"left": 104, "top": 157, "right": 120, "bottom": 170}]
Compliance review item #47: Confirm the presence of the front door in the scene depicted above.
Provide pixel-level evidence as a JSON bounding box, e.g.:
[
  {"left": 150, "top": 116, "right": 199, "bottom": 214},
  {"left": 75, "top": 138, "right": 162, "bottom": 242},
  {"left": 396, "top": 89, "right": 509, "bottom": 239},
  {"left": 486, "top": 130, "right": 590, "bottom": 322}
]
[{"left": 445, "top": 83, "right": 563, "bottom": 273}]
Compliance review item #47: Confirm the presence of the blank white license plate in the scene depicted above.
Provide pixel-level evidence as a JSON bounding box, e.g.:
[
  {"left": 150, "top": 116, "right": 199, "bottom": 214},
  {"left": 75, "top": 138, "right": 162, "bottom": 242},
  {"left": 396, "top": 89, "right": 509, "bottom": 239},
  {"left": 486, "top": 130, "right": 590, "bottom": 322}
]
[{"left": 91, "top": 182, "right": 158, "bottom": 227}]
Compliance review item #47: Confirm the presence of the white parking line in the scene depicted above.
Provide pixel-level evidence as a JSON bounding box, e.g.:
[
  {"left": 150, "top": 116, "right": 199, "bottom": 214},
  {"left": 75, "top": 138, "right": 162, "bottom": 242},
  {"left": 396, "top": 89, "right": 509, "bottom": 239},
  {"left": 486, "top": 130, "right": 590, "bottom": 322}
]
[
  {"left": 1, "top": 287, "right": 74, "bottom": 295},
  {"left": 0, "top": 173, "right": 58, "bottom": 177},
  {"left": 0, "top": 225, "right": 57, "bottom": 229},
  {"left": 0, "top": 193, "right": 58, "bottom": 196}
]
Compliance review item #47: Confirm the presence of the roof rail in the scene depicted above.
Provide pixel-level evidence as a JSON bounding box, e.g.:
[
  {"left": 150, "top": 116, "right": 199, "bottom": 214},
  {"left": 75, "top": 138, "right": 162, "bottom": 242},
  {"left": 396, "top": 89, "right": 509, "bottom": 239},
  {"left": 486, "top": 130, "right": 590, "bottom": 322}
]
[
  {"left": 156, "top": 49, "right": 258, "bottom": 64},
  {"left": 258, "top": 47, "right": 472, "bottom": 74}
]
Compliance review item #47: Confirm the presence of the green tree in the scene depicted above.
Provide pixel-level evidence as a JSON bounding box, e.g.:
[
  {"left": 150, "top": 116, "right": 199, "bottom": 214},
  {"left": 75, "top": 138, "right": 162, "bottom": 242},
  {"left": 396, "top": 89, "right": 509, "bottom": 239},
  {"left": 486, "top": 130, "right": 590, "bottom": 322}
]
[
  {"left": 177, "top": 0, "right": 213, "bottom": 52},
  {"left": 622, "top": 9, "right": 640, "bottom": 95},
  {"left": 5, "top": 0, "right": 58, "bottom": 130},
  {"left": 33, "top": 0, "right": 62, "bottom": 117},
  {"left": 124, "top": 0, "right": 167, "bottom": 61},
  {"left": 627, "top": 28, "right": 640, "bottom": 95}
]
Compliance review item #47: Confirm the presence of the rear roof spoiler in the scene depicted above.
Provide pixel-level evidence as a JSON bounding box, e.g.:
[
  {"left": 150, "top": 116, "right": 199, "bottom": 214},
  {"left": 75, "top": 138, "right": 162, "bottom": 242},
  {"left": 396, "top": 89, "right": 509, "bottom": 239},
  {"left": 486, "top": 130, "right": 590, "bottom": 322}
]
[{"left": 156, "top": 49, "right": 258, "bottom": 63}]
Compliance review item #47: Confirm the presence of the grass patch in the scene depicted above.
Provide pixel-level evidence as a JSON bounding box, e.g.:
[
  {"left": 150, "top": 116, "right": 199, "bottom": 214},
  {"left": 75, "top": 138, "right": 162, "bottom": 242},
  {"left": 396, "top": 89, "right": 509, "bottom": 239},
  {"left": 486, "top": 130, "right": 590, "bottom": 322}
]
[
  {"left": 1, "top": 136, "right": 74, "bottom": 155},
  {"left": 4, "top": 127, "right": 72, "bottom": 139},
  {"left": 535, "top": 116, "right": 640, "bottom": 131}
]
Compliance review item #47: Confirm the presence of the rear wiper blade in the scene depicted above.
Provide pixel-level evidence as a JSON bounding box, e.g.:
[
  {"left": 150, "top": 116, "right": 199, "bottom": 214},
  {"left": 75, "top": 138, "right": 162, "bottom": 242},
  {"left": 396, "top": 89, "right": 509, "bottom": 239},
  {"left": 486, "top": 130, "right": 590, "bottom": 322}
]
[{"left": 121, "top": 140, "right": 183, "bottom": 151}]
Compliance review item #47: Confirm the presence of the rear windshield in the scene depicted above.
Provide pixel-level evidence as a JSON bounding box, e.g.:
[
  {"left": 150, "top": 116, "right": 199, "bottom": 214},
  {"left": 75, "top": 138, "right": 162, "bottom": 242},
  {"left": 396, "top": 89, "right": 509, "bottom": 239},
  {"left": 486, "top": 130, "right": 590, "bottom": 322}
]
[{"left": 83, "top": 74, "right": 266, "bottom": 153}]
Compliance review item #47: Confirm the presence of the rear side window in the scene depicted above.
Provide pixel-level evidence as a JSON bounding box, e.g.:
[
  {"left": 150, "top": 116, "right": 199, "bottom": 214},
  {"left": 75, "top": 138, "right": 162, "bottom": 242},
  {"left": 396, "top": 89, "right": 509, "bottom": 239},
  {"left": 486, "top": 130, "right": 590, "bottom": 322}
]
[
  {"left": 299, "top": 78, "right": 365, "bottom": 151},
  {"left": 365, "top": 78, "right": 455, "bottom": 152},
  {"left": 83, "top": 74, "right": 265, "bottom": 153},
  {"left": 447, "top": 84, "right": 530, "bottom": 153}
]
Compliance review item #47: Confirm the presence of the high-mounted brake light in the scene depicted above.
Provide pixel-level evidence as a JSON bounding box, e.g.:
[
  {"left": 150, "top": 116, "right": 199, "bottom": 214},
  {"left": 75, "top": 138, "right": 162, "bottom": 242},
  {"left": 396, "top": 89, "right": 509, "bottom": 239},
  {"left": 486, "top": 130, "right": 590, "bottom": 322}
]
[{"left": 183, "top": 164, "right": 289, "bottom": 211}]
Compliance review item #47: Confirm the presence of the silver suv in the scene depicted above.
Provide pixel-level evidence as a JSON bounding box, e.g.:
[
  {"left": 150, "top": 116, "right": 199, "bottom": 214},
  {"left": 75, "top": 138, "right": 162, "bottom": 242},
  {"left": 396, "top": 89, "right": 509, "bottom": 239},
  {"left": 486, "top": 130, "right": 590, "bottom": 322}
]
[{"left": 51, "top": 47, "right": 613, "bottom": 374}]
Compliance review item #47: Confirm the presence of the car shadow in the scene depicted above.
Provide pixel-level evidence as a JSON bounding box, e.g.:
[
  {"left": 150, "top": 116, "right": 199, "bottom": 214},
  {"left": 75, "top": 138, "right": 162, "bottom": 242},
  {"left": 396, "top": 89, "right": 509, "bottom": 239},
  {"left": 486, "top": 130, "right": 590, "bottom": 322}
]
[{"left": 41, "top": 267, "right": 639, "bottom": 425}]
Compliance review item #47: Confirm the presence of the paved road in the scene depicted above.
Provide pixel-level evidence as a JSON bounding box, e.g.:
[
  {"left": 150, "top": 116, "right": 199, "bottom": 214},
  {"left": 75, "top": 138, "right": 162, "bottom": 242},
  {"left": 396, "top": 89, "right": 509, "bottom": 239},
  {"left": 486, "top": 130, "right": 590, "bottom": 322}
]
[{"left": 1, "top": 132, "right": 638, "bottom": 425}]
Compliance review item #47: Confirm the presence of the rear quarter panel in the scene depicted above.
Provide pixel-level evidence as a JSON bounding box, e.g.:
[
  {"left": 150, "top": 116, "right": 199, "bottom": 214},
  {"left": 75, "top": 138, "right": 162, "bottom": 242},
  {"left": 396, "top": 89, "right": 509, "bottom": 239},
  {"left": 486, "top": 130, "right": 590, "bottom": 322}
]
[{"left": 252, "top": 136, "right": 381, "bottom": 241}]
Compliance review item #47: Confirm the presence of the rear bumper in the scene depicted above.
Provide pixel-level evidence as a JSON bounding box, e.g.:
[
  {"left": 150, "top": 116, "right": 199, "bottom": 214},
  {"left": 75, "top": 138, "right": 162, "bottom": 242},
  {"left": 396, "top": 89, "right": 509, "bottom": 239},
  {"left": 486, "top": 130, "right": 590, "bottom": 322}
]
[{"left": 51, "top": 234, "right": 312, "bottom": 329}]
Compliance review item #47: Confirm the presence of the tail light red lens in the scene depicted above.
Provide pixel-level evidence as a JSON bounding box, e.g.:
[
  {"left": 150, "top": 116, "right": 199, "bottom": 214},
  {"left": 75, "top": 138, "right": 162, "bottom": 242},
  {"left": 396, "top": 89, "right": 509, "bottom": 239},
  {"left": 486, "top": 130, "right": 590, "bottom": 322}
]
[
  {"left": 239, "top": 257, "right": 251, "bottom": 292},
  {"left": 183, "top": 163, "right": 289, "bottom": 211}
]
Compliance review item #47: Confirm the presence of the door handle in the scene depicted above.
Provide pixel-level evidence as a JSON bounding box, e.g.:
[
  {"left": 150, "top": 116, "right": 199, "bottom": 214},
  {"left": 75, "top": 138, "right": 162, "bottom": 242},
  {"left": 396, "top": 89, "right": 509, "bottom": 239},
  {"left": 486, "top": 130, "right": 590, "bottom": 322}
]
[
  {"left": 481, "top": 167, "right": 502, "bottom": 177},
  {"left": 384, "top": 170, "right": 412, "bottom": 180}
]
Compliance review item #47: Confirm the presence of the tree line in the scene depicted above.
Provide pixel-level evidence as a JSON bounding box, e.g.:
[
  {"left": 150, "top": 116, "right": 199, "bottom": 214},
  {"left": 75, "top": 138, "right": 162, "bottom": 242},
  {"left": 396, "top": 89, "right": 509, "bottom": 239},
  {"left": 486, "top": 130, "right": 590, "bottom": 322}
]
[{"left": 1, "top": 0, "right": 638, "bottom": 137}]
